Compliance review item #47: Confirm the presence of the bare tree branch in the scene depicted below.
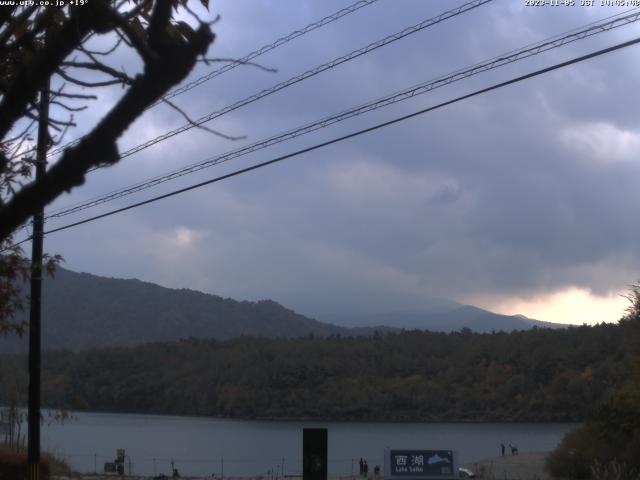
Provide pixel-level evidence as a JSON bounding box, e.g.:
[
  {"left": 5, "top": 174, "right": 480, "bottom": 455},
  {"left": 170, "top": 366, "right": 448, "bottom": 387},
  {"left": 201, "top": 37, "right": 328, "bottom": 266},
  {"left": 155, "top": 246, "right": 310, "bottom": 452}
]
[
  {"left": 56, "top": 68, "right": 126, "bottom": 88},
  {"left": 80, "top": 37, "right": 123, "bottom": 56},
  {"left": 114, "top": 27, "right": 134, "bottom": 49},
  {"left": 49, "top": 90, "right": 98, "bottom": 100},
  {"left": 110, "top": 14, "right": 156, "bottom": 63},
  {"left": 0, "top": 2, "right": 215, "bottom": 240},
  {"left": 60, "top": 61, "right": 134, "bottom": 84},
  {"left": 51, "top": 121, "right": 73, "bottom": 147},
  {"left": 3, "top": 119, "right": 36, "bottom": 145},
  {"left": 9, "top": 136, "right": 35, "bottom": 162},
  {"left": 6, "top": 146, "right": 36, "bottom": 162},
  {"left": 161, "top": 96, "right": 246, "bottom": 141},
  {"left": 0, "top": 1, "right": 112, "bottom": 140},
  {"left": 49, "top": 100, "right": 88, "bottom": 112},
  {"left": 47, "top": 116, "right": 76, "bottom": 128}
]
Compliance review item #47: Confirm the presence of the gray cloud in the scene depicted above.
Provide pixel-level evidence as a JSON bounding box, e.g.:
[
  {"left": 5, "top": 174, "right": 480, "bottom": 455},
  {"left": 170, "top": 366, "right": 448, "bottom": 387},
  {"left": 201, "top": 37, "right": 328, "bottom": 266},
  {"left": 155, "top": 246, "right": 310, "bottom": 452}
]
[{"left": 40, "top": 0, "right": 640, "bottom": 322}]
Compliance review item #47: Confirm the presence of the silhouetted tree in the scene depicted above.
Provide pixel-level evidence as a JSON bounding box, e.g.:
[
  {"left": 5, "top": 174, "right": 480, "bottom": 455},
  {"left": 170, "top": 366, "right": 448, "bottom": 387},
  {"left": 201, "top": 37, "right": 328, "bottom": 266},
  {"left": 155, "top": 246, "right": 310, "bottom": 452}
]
[{"left": 0, "top": 0, "right": 216, "bottom": 332}]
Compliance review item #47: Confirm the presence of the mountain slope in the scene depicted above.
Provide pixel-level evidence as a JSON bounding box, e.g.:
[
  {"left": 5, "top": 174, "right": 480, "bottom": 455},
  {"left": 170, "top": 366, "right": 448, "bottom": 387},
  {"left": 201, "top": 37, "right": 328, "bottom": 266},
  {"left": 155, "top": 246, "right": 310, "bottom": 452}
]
[
  {"left": 1, "top": 267, "right": 346, "bottom": 352},
  {"left": 0, "top": 267, "right": 565, "bottom": 353}
]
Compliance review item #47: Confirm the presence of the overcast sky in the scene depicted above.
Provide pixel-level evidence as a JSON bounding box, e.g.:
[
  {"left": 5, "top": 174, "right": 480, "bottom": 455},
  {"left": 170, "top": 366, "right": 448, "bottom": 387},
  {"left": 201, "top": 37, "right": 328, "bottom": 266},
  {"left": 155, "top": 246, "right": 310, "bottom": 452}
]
[{"left": 31, "top": 0, "right": 640, "bottom": 325}]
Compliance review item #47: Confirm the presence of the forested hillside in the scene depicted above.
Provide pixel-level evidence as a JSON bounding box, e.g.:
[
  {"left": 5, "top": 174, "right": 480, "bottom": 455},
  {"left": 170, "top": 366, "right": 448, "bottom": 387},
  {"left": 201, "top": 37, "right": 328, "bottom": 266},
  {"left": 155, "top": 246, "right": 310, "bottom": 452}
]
[
  {"left": 0, "top": 323, "right": 631, "bottom": 421},
  {"left": 0, "top": 267, "right": 561, "bottom": 353},
  {"left": 0, "top": 268, "right": 347, "bottom": 353}
]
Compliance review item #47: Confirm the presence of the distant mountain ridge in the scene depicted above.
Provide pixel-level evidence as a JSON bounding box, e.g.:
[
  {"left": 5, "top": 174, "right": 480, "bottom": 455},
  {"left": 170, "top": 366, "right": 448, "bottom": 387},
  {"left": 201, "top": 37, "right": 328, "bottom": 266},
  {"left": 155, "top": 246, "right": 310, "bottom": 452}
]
[
  {"left": 0, "top": 267, "right": 565, "bottom": 352},
  {"left": 320, "top": 306, "right": 566, "bottom": 332}
]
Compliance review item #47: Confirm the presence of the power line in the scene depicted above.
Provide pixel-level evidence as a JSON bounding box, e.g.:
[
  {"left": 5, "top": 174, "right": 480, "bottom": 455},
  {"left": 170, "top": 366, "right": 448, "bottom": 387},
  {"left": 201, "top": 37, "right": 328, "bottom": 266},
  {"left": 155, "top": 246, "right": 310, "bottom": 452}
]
[
  {"left": 5, "top": 0, "right": 495, "bottom": 242},
  {"left": 46, "top": 0, "right": 381, "bottom": 158},
  {"left": 156, "top": 0, "right": 381, "bottom": 105},
  {"left": 44, "top": 8, "right": 640, "bottom": 220},
  {"left": 2, "top": 236, "right": 33, "bottom": 250},
  {"left": 70, "top": 0, "right": 490, "bottom": 170},
  {"left": 33, "top": 36, "right": 640, "bottom": 242}
]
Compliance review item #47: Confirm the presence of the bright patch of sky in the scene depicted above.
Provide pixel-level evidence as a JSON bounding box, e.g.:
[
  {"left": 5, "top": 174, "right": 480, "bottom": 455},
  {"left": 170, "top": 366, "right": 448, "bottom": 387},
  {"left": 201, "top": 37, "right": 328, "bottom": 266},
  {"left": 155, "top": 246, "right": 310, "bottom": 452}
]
[{"left": 467, "top": 287, "right": 630, "bottom": 325}]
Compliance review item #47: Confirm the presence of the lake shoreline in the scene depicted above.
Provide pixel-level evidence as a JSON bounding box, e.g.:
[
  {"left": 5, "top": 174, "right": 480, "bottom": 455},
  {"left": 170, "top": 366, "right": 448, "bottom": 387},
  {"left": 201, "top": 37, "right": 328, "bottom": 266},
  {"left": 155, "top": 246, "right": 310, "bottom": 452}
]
[
  {"left": 44, "top": 407, "right": 584, "bottom": 425},
  {"left": 52, "top": 453, "right": 553, "bottom": 479},
  {"left": 41, "top": 411, "right": 575, "bottom": 477}
]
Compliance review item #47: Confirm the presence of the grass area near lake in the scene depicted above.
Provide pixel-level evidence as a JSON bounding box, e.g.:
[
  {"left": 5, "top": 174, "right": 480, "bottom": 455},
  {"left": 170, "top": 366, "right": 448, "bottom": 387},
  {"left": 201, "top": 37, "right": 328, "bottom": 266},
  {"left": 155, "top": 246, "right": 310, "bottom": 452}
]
[
  {"left": 463, "top": 451, "right": 551, "bottom": 479},
  {"left": 1, "top": 442, "right": 76, "bottom": 478}
]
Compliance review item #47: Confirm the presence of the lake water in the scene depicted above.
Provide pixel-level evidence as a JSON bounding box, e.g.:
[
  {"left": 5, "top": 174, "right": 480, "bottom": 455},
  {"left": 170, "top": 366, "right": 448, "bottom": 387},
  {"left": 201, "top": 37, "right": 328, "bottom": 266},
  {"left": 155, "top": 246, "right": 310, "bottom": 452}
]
[{"left": 40, "top": 411, "right": 578, "bottom": 477}]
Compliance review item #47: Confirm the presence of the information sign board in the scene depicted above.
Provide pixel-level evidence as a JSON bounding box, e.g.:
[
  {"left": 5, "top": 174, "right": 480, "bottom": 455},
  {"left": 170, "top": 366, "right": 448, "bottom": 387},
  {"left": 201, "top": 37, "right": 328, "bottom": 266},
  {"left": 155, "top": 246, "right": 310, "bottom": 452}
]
[{"left": 384, "top": 449, "right": 458, "bottom": 480}]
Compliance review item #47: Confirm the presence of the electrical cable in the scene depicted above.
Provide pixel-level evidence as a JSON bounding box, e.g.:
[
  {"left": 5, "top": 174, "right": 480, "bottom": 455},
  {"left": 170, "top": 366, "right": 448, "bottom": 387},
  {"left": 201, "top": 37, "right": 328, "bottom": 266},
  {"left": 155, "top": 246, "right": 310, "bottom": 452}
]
[
  {"left": 156, "top": 0, "right": 381, "bottom": 104},
  {"left": 44, "top": 8, "right": 640, "bottom": 221},
  {"left": 112, "top": 0, "right": 492, "bottom": 161},
  {"left": 29, "top": 36, "right": 640, "bottom": 243},
  {"left": 46, "top": 0, "right": 381, "bottom": 157},
  {"left": 5, "top": 0, "right": 495, "bottom": 243},
  {"left": 45, "top": 0, "right": 492, "bottom": 166}
]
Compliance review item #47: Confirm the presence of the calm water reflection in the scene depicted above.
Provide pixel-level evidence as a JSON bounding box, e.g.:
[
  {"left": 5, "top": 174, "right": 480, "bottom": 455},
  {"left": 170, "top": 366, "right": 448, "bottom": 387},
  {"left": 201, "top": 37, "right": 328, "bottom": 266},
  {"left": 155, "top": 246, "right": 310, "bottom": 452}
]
[{"left": 41, "top": 411, "right": 577, "bottom": 477}]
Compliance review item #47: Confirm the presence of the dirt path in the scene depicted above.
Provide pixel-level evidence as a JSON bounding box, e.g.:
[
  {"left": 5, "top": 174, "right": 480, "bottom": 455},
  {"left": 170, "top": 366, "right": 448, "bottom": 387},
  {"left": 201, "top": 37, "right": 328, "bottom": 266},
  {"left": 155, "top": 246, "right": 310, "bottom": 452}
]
[{"left": 464, "top": 451, "right": 552, "bottom": 480}]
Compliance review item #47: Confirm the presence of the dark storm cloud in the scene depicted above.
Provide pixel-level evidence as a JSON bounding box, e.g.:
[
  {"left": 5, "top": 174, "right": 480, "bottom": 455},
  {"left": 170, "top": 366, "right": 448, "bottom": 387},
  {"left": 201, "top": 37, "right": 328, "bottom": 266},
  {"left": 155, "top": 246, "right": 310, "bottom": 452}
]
[{"left": 43, "top": 0, "right": 640, "bottom": 320}]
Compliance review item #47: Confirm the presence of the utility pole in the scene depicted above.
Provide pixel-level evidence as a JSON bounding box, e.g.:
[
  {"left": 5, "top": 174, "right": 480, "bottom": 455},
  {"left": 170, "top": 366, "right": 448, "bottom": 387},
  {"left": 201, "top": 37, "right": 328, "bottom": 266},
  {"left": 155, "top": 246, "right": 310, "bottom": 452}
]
[{"left": 28, "top": 73, "right": 49, "bottom": 480}]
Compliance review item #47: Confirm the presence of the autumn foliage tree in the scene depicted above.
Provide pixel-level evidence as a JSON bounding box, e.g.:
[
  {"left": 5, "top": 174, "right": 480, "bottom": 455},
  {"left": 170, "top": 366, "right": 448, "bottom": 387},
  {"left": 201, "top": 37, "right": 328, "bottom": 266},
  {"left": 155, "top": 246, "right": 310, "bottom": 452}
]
[
  {"left": 0, "top": 0, "right": 216, "bottom": 333},
  {"left": 546, "top": 284, "right": 640, "bottom": 479}
]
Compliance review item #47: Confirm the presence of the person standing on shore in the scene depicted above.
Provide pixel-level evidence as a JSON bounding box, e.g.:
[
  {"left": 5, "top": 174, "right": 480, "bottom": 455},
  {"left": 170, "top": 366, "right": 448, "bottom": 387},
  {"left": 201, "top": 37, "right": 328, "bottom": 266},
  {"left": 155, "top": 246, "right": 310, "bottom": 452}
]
[
  {"left": 359, "top": 458, "right": 364, "bottom": 476},
  {"left": 501, "top": 443, "right": 505, "bottom": 456},
  {"left": 364, "top": 460, "right": 369, "bottom": 477}
]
